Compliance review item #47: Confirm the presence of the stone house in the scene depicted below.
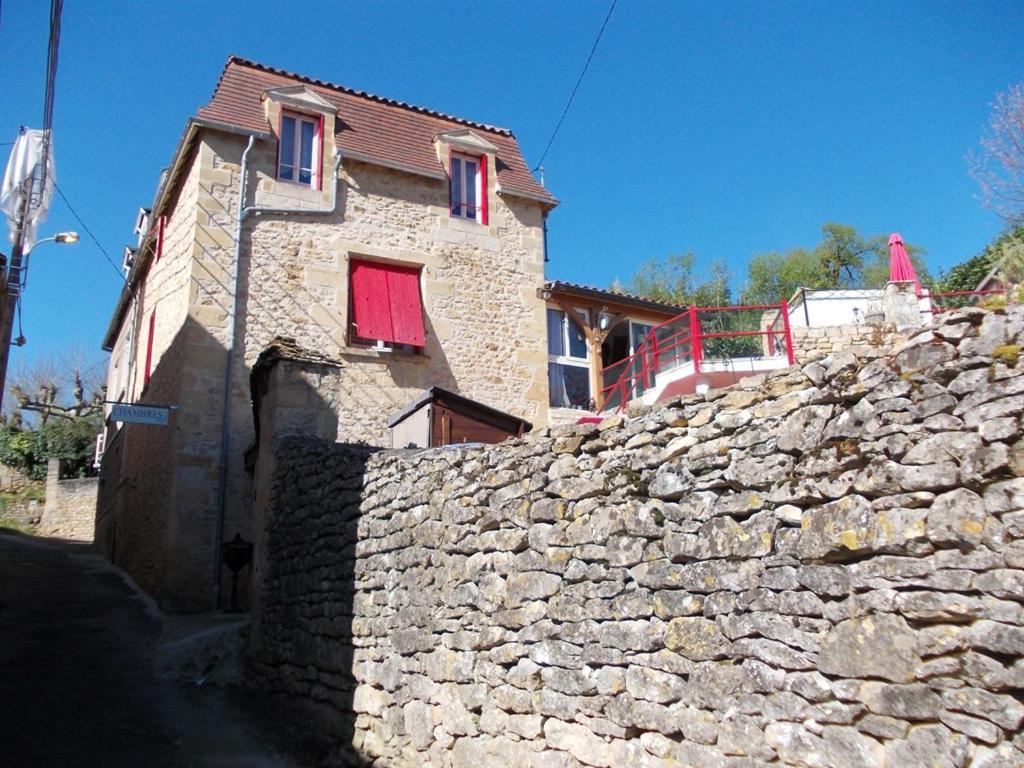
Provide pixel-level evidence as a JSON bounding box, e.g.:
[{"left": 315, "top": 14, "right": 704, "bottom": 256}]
[{"left": 96, "top": 56, "right": 556, "bottom": 611}]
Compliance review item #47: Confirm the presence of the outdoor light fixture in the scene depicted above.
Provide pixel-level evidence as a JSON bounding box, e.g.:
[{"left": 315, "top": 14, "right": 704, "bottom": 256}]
[
  {"left": 598, "top": 308, "right": 613, "bottom": 330},
  {"left": 27, "top": 231, "right": 80, "bottom": 252},
  {"left": 18, "top": 231, "right": 81, "bottom": 294}
]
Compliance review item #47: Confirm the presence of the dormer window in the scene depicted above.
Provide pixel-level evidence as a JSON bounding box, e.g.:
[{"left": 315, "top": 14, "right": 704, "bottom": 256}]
[
  {"left": 450, "top": 152, "right": 487, "bottom": 223},
  {"left": 278, "top": 111, "right": 321, "bottom": 187},
  {"left": 437, "top": 130, "right": 496, "bottom": 226}
]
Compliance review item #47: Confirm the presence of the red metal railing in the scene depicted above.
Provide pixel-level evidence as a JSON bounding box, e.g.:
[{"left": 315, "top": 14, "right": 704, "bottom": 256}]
[
  {"left": 921, "top": 288, "right": 1007, "bottom": 314},
  {"left": 598, "top": 301, "right": 794, "bottom": 412}
]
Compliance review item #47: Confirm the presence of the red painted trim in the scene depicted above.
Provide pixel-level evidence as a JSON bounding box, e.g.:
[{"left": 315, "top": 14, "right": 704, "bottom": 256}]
[
  {"left": 144, "top": 309, "right": 156, "bottom": 386},
  {"left": 448, "top": 145, "right": 454, "bottom": 216},
  {"left": 479, "top": 154, "right": 488, "bottom": 225},
  {"left": 315, "top": 113, "right": 324, "bottom": 191}
]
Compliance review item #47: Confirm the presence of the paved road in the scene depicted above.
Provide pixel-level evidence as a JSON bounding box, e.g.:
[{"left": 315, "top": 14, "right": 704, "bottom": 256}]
[{"left": 0, "top": 531, "right": 324, "bottom": 768}]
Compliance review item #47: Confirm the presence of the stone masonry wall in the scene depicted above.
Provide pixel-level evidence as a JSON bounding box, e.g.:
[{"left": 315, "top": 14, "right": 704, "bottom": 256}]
[
  {"left": 791, "top": 323, "right": 904, "bottom": 364},
  {"left": 39, "top": 459, "right": 97, "bottom": 541},
  {"left": 250, "top": 306, "right": 1024, "bottom": 767}
]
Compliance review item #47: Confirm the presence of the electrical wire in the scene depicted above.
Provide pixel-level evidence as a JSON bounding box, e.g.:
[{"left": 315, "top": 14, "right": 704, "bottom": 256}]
[
  {"left": 533, "top": 0, "right": 618, "bottom": 172},
  {"left": 37, "top": 0, "right": 62, "bottom": 195},
  {"left": 54, "top": 183, "right": 129, "bottom": 285}
]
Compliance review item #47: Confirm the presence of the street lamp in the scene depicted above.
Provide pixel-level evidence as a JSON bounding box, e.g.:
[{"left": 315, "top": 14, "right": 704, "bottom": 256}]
[
  {"left": 30, "top": 230, "right": 80, "bottom": 249},
  {"left": 20, "top": 230, "right": 79, "bottom": 293}
]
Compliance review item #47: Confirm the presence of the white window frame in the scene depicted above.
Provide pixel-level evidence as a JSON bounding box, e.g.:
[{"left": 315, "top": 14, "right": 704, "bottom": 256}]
[
  {"left": 450, "top": 152, "right": 482, "bottom": 222},
  {"left": 547, "top": 308, "right": 591, "bottom": 408},
  {"left": 278, "top": 111, "right": 320, "bottom": 187}
]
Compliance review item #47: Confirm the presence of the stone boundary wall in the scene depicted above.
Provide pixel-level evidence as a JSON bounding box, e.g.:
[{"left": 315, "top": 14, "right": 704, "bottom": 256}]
[
  {"left": 790, "top": 323, "right": 904, "bottom": 364},
  {"left": 249, "top": 307, "right": 1024, "bottom": 768},
  {"left": 39, "top": 459, "right": 97, "bottom": 541},
  {"left": 0, "top": 463, "right": 35, "bottom": 494}
]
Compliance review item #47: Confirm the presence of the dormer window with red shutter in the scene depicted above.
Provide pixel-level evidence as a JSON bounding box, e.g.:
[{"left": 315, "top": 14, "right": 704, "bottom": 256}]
[
  {"left": 436, "top": 129, "right": 497, "bottom": 227},
  {"left": 450, "top": 152, "right": 488, "bottom": 224}
]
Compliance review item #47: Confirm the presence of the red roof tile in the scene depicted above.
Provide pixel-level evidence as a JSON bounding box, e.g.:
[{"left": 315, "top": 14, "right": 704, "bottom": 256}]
[{"left": 197, "top": 56, "right": 556, "bottom": 205}]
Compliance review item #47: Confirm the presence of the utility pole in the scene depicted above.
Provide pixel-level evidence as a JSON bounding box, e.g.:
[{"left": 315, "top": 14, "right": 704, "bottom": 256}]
[{"left": 0, "top": 177, "right": 31, "bottom": 414}]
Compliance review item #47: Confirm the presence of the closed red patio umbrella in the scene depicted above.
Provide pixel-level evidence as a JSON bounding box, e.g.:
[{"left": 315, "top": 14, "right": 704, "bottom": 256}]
[{"left": 888, "top": 232, "right": 921, "bottom": 295}]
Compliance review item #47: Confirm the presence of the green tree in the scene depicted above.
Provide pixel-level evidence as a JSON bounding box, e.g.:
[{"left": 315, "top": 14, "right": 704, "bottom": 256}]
[
  {"left": 621, "top": 253, "right": 764, "bottom": 357},
  {"left": 624, "top": 252, "right": 733, "bottom": 307},
  {"left": 934, "top": 225, "right": 1024, "bottom": 307},
  {"left": 0, "top": 349, "right": 107, "bottom": 480},
  {"left": 741, "top": 223, "right": 930, "bottom": 305},
  {"left": 0, "top": 414, "right": 103, "bottom": 480}
]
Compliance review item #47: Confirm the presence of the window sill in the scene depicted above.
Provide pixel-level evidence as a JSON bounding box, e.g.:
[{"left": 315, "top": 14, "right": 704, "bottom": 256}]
[
  {"left": 445, "top": 215, "right": 489, "bottom": 233},
  {"left": 339, "top": 344, "right": 429, "bottom": 361}
]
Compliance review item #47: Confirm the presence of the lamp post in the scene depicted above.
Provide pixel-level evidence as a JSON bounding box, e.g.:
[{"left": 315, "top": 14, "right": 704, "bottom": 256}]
[{"left": 0, "top": 230, "right": 79, "bottom": 410}]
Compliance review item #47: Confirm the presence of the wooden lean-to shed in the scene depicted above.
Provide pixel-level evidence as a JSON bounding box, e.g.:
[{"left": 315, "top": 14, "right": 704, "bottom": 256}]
[{"left": 387, "top": 387, "right": 532, "bottom": 449}]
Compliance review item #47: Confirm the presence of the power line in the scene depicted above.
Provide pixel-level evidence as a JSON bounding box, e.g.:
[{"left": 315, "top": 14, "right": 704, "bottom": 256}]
[
  {"left": 37, "top": 0, "right": 62, "bottom": 194},
  {"left": 533, "top": 0, "right": 618, "bottom": 172},
  {"left": 54, "top": 183, "right": 128, "bottom": 285}
]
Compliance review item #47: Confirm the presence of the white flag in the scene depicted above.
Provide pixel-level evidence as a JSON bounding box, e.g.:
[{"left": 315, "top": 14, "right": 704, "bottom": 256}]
[{"left": 0, "top": 128, "right": 56, "bottom": 252}]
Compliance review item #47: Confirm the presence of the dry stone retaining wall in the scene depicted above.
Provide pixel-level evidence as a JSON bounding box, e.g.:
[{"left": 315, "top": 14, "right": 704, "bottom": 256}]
[
  {"left": 790, "top": 323, "right": 903, "bottom": 363},
  {"left": 250, "top": 306, "right": 1024, "bottom": 768}
]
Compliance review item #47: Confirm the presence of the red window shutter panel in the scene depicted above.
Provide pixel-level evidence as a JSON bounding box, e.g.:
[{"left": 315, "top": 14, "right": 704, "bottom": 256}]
[
  {"left": 144, "top": 310, "right": 156, "bottom": 385},
  {"left": 315, "top": 114, "right": 324, "bottom": 191},
  {"left": 350, "top": 261, "right": 394, "bottom": 342},
  {"left": 479, "top": 154, "right": 488, "bottom": 225},
  {"left": 448, "top": 145, "right": 454, "bottom": 215},
  {"left": 385, "top": 265, "right": 426, "bottom": 347}
]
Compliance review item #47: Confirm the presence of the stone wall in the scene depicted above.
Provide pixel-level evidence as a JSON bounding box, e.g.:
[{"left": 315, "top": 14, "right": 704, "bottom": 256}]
[
  {"left": 790, "top": 323, "right": 903, "bottom": 364},
  {"left": 0, "top": 464, "right": 35, "bottom": 494},
  {"left": 249, "top": 306, "right": 1024, "bottom": 767},
  {"left": 39, "top": 459, "right": 97, "bottom": 541}
]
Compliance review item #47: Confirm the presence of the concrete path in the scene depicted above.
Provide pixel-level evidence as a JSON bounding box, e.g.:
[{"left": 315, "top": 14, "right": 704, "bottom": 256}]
[{"left": 0, "top": 531, "right": 325, "bottom": 768}]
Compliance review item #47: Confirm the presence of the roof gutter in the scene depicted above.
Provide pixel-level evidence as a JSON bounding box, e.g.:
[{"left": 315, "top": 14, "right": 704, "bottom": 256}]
[{"left": 540, "top": 281, "right": 686, "bottom": 317}]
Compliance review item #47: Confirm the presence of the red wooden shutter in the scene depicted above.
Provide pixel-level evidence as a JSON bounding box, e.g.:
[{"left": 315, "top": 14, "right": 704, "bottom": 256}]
[
  {"left": 479, "top": 154, "right": 488, "bottom": 225},
  {"left": 350, "top": 260, "right": 425, "bottom": 347},
  {"left": 350, "top": 261, "right": 393, "bottom": 342},
  {"left": 315, "top": 114, "right": 325, "bottom": 191},
  {"left": 386, "top": 265, "right": 426, "bottom": 347},
  {"left": 144, "top": 310, "right": 156, "bottom": 385},
  {"left": 448, "top": 146, "right": 454, "bottom": 215}
]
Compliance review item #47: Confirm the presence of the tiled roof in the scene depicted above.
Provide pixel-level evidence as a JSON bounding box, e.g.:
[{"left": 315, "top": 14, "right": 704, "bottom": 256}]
[
  {"left": 543, "top": 280, "right": 688, "bottom": 316},
  {"left": 197, "top": 56, "right": 555, "bottom": 205}
]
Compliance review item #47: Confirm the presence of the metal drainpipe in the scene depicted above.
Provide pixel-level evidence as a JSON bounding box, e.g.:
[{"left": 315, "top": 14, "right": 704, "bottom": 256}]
[
  {"left": 212, "top": 144, "right": 344, "bottom": 609},
  {"left": 213, "top": 134, "right": 256, "bottom": 610},
  {"left": 542, "top": 211, "right": 549, "bottom": 264}
]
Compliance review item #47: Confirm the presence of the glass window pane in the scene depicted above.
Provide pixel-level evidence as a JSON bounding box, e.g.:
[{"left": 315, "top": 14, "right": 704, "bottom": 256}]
[
  {"left": 630, "top": 323, "right": 653, "bottom": 354},
  {"left": 547, "top": 309, "right": 565, "bottom": 356},
  {"left": 279, "top": 164, "right": 295, "bottom": 181},
  {"left": 465, "top": 160, "right": 477, "bottom": 217},
  {"left": 299, "top": 119, "right": 315, "bottom": 179},
  {"left": 548, "top": 363, "right": 590, "bottom": 409},
  {"left": 451, "top": 157, "right": 462, "bottom": 216},
  {"left": 630, "top": 323, "right": 654, "bottom": 395},
  {"left": 279, "top": 116, "right": 295, "bottom": 178},
  {"left": 567, "top": 316, "right": 588, "bottom": 359}
]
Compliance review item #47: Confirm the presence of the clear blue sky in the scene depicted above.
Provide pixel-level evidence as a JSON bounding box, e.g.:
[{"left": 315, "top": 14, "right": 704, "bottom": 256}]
[{"left": 3, "top": 0, "right": 1023, "bottom": 377}]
